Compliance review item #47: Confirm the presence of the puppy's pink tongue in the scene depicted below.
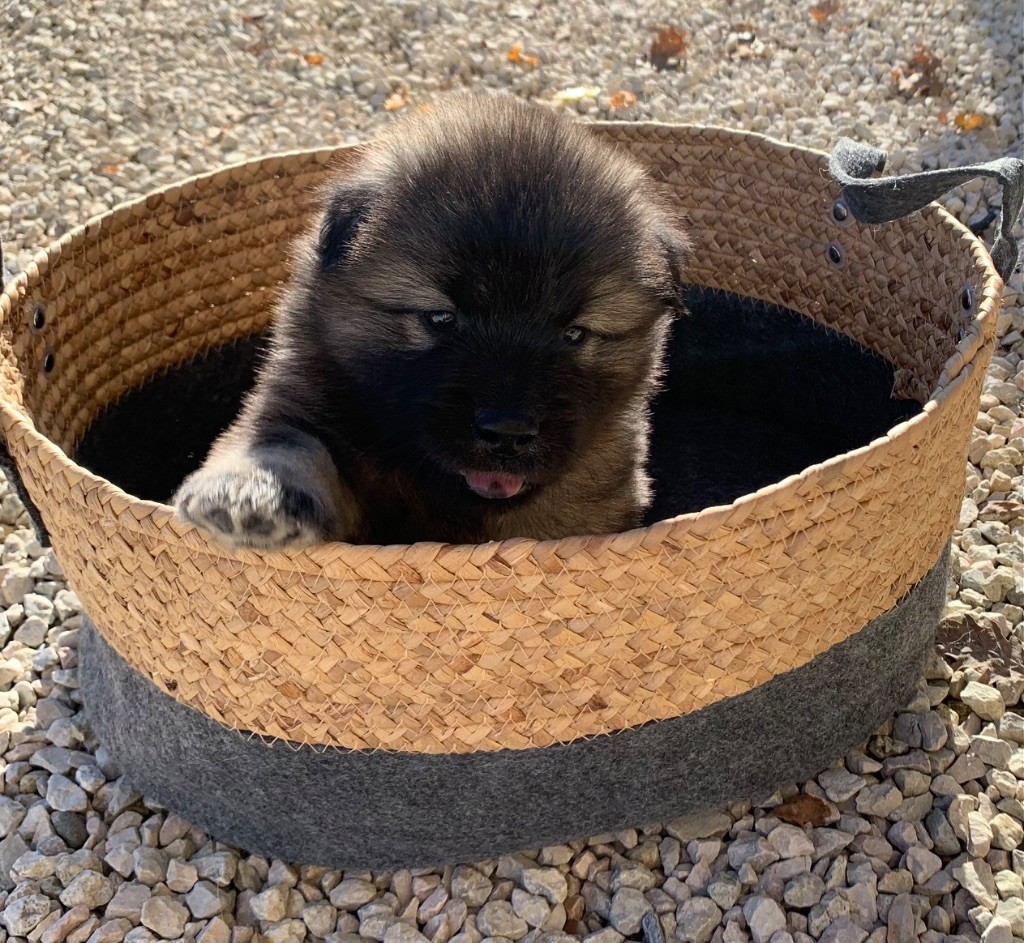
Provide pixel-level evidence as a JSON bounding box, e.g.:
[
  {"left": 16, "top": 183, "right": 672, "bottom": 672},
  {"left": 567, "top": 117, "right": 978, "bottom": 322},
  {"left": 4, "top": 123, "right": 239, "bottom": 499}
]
[{"left": 463, "top": 471, "right": 526, "bottom": 499}]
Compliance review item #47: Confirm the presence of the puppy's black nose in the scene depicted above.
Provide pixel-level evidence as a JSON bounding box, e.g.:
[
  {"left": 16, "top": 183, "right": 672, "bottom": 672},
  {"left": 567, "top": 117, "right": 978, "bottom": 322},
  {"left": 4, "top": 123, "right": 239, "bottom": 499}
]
[{"left": 474, "top": 409, "right": 539, "bottom": 453}]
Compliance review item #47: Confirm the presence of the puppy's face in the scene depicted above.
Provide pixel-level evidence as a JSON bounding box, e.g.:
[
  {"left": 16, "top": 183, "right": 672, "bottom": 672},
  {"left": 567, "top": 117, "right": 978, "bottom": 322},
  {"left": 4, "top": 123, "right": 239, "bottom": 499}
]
[{"left": 298, "top": 96, "right": 687, "bottom": 504}]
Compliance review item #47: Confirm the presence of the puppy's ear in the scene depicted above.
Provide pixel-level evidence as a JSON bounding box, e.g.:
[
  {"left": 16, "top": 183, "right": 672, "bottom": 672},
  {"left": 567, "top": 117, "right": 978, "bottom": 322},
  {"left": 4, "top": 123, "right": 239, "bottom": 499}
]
[
  {"left": 317, "top": 180, "right": 378, "bottom": 272},
  {"left": 655, "top": 222, "right": 691, "bottom": 312}
]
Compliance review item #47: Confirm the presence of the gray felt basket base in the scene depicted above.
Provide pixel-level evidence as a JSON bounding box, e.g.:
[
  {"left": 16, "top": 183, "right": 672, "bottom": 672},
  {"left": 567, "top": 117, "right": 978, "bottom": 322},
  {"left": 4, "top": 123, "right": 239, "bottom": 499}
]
[{"left": 81, "top": 548, "right": 947, "bottom": 870}]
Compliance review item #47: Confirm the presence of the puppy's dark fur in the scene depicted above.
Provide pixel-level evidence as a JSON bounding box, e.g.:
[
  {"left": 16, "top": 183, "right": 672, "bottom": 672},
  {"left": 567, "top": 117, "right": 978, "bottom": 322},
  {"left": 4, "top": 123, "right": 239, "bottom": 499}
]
[{"left": 174, "top": 94, "right": 689, "bottom": 548}]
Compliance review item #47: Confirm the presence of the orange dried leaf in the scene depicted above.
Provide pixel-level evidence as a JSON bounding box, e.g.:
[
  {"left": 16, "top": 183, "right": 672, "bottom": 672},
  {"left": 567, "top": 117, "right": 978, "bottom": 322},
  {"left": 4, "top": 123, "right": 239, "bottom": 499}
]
[
  {"left": 289, "top": 46, "right": 299, "bottom": 54},
  {"left": 810, "top": 0, "right": 839, "bottom": 24},
  {"left": 650, "top": 27, "right": 687, "bottom": 70},
  {"left": 507, "top": 43, "right": 539, "bottom": 68},
  {"left": 774, "top": 794, "right": 835, "bottom": 828},
  {"left": 102, "top": 164, "right": 120, "bottom": 174},
  {"left": 305, "top": 53, "right": 324, "bottom": 65},
  {"left": 891, "top": 45, "right": 942, "bottom": 98},
  {"left": 384, "top": 87, "right": 409, "bottom": 111},
  {"left": 241, "top": 12, "right": 266, "bottom": 25},
  {"left": 938, "top": 108, "right": 949, "bottom": 124},
  {"left": 954, "top": 112, "right": 988, "bottom": 131},
  {"left": 608, "top": 90, "right": 638, "bottom": 110}
]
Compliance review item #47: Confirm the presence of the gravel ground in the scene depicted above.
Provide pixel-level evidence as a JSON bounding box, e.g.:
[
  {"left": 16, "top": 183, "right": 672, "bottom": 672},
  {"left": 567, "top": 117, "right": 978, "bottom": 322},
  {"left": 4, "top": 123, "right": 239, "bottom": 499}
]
[{"left": 0, "top": 3, "right": 1022, "bottom": 943}]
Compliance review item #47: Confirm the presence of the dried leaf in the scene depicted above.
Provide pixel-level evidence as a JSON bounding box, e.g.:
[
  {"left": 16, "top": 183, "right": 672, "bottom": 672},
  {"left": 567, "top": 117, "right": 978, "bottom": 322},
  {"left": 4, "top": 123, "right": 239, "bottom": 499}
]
[
  {"left": 102, "top": 164, "right": 121, "bottom": 174},
  {"left": 507, "top": 43, "right": 539, "bottom": 68},
  {"left": 650, "top": 27, "right": 687, "bottom": 71},
  {"left": 809, "top": 0, "right": 839, "bottom": 24},
  {"left": 954, "top": 112, "right": 989, "bottom": 131},
  {"left": 891, "top": 45, "right": 943, "bottom": 98},
  {"left": 773, "top": 794, "right": 835, "bottom": 828},
  {"left": 304, "top": 53, "right": 324, "bottom": 65},
  {"left": 938, "top": 108, "right": 949, "bottom": 125},
  {"left": 937, "top": 612, "right": 1023, "bottom": 684},
  {"left": 241, "top": 11, "right": 266, "bottom": 25},
  {"left": 384, "top": 86, "right": 409, "bottom": 111},
  {"left": 289, "top": 46, "right": 299, "bottom": 54},
  {"left": 550, "top": 85, "right": 601, "bottom": 106},
  {"left": 608, "top": 90, "right": 638, "bottom": 110}
]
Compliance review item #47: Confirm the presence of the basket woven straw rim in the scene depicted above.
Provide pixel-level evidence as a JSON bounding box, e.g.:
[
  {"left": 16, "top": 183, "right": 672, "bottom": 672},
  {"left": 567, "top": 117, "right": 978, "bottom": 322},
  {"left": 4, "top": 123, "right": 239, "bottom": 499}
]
[{"left": 0, "top": 125, "right": 1003, "bottom": 574}]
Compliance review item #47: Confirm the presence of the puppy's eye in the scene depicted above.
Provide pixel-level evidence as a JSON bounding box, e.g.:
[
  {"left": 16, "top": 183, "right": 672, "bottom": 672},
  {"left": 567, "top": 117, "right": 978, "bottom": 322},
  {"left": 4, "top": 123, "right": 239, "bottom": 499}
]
[
  {"left": 563, "top": 325, "right": 587, "bottom": 345},
  {"left": 423, "top": 310, "right": 456, "bottom": 329}
]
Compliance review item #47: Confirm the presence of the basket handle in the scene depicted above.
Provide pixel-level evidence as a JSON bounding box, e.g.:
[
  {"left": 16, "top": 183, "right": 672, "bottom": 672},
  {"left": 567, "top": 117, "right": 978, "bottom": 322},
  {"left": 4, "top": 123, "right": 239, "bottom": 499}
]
[
  {"left": 0, "top": 238, "right": 52, "bottom": 547},
  {"left": 828, "top": 138, "right": 1024, "bottom": 282}
]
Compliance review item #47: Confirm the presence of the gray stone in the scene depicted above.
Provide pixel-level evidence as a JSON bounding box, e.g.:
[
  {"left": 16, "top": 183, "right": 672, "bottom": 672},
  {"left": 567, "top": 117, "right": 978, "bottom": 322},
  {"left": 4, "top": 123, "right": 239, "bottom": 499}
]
[
  {"left": 263, "top": 920, "right": 307, "bottom": 943},
  {"left": 676, "top": 897, "right": 722, "bottom": 943},
  {"left": 166, "top": 858, "right": 198, "bottom": 893},
  {"left": 707, "top": 873, "right": 741, "bottom": 911},
  {"left": 140, "top": 898, "right": 189, "bottom": 939},
  {"left": 886, "top": 894, "right": 914, "bottom": 943},
  {"left": 980, "top": 918, "right": 1013, "bottom": 943},
  {"left": 582, "top": 929, "right": 623, "bottom": 943},
  {"left": 105, "top": 884, "right": 152, "bottom": 921},
  {"left": 818, "top": 920, "right": 867, "bottom": 943},
  {"left": 3, "top": 894, "right": 54, "bottom": 936},
  {"left": 989, "top": 814, "right": 1023, "bottom": 851},
  {"left": 818, "top": 769, "right": 866, "bottom": 803},
  {"left": 905, "top": 845, "right": 942, "bottom": 885},
  {"left": 969, "top": 736, "right": 1013, "bottom": 767},
  {"left": 186, "top": 880, "right": 234, "bottom": 919},
  {"left": 132, "top": 847, "right": 168, "bottom": 886},
  {"left": 967, "top": 811, "right": 994, "bottom": 857},
  {"left": 877, "top": 871, "right": 913, "bottom": 895},
  {"left": 46, "top": 774, "right": 88, "bottom": 812},
  {"left": 608, "top": 888, "right": 652, "bottom": 935},
  {"left": 665, "top": 812, "right": 732, "bottom": 842},
  {"left": 194, "top": 851, "right": 237, "bottom": 887},
  {"left": 742, "top": 897, "right": 786, "bottom": 943},
  {"left": 383, "top": 925, "right": 429, "bottom": 943},
  {"left": 331, "top": 880, "right": 379, "bottom": 911},
  {"left": 302, "top": 901, "right": 337, "bottom": 938},
  {"left": 253, "top": 884, "right": 292, "bottom": 922},
  {"left": 961, "top": 682, "right": 1005, "bottom": 721},
  {"left": 511, "top": 890, "right": 550, "bottom": 929},
  {"left": 521, "top": 869, "right": 568, "bottom": 905},
  {"left": 452, "top": 868, "right": 492, "bottom": 908},
  {"left": 918, "top": 712, "right": 948, "bottom": 752},
  {"left": 60, "top": 871, "right": 115, "bottom": 908},
  {"left": 783, "top": 875, "right": 824, "bottom": 909},
  {"left": 198, "top": 917, "right": 232, "bottom": 943},
  {"left": 811, "top": 830, "right": 854, "bottom": 859},
  {"left": 855, "top": 783, "right": 903, "bottom": 817},
  {"left": 953, "top": 860, "right": 999, "bottom": 909},
  {"left": 477, "top": 902, "right": 528, "bottom": 939},
  {"left": 767, "top": 826, "right": 815, "bottom": 859}
]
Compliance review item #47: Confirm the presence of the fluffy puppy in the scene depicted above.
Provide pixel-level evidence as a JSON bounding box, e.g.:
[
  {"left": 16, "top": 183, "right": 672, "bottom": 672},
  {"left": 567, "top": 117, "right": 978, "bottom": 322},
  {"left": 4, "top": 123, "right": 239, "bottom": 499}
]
[{"left": 174, "top": 93, "right": 689, "bottom": 548}]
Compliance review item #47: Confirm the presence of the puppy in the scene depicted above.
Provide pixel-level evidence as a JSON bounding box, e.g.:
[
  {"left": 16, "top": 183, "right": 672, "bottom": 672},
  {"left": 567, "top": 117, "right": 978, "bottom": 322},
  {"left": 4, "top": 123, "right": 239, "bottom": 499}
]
[{"left": 174, "top": 93, "right": 689, "bottom": 549}]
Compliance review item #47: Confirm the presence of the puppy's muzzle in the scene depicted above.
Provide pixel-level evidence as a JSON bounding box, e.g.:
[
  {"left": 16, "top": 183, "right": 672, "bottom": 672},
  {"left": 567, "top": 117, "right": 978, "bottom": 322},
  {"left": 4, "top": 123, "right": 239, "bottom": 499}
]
[{"left": 473, "top": 408, "right": 539, "bottom": 457}]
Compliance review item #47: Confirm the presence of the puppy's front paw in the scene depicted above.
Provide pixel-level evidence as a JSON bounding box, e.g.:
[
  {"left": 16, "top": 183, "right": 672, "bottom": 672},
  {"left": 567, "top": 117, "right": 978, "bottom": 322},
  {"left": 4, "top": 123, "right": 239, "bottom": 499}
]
[{"left": 174, "top": 465, "right": 329, "bottom": 551}]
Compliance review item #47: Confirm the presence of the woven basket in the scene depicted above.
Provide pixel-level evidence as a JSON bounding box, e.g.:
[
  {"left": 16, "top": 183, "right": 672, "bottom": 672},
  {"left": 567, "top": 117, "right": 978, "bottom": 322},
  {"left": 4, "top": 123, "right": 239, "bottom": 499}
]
[{"left": 0, "top": 122, "right": 1001, "bottom": 868}]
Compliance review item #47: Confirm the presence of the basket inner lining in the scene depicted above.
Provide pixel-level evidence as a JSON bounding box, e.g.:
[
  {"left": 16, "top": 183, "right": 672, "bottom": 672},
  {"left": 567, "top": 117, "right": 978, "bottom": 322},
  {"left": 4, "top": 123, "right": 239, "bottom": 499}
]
[{"left": 74, "top": 286, "right": 921, "bottom": 527}]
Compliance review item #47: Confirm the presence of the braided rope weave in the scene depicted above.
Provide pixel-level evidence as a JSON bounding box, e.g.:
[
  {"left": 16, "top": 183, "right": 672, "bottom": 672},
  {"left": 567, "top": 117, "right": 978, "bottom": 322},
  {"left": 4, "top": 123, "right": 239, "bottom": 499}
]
[{"left": 0, "top": 124, "right": 1001, "bottom": 753}]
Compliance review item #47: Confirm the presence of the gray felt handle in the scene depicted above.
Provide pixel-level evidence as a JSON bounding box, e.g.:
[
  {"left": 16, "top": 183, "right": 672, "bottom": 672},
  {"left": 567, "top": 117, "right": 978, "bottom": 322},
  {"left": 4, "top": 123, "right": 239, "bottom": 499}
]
[
  {"left": 0, "top": 238, "right": 52, "bottom": 547},
  {"left": 829, "top": 138, "right": 1024, "bottom": 282}
]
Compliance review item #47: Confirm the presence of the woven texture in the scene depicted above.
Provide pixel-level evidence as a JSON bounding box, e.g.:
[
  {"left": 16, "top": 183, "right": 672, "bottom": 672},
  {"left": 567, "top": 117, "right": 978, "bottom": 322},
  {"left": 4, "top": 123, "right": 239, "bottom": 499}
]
[{"left": 0, "top": 124, "right": 1001, "bottom": 753}]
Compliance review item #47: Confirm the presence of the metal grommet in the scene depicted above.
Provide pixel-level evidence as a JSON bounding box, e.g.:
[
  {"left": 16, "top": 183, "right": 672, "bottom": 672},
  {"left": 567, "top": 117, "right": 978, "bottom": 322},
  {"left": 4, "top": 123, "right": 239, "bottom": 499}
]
[
  {"left": 30, "top": 302, "right": 46, "bottom": 331},
  {"left": 831, "top": 199, "right": 851, "bottom": 224},
  {"left": 41, "top": 350, "right": 55, "bottom": 375},
  {"left": 960, "top": 285, "right": 975, "bottom": 312},
  {"left": 827, "top": 243, "right": 845, "bottom": 267}
]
